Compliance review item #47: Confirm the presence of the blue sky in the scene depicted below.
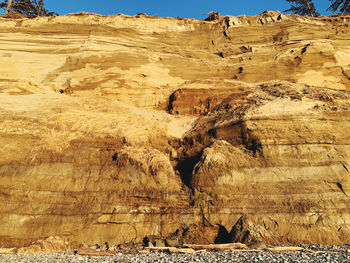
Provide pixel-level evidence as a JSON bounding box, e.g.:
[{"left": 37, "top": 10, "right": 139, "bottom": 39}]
[{"left": 10, "top": 0, "right": 335, "bottom": 18}]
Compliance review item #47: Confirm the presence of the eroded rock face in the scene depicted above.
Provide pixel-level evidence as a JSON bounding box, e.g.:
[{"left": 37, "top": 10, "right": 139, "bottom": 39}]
[
  {"left": 0, "top": 12, "right": 349, "bottom": 249},
  {"left": 180, "top": 83, "right": 350, "bottom": 245}
]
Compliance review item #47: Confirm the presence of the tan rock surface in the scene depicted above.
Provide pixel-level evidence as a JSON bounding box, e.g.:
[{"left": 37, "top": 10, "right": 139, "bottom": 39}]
[
  {"left": 16, "top": 236, "right": 71, "bottom": 254},
  {"left": 181, "top": 83, "right": 350, "bottom": 245},
  {"left": 0, "top": 11, "right": 349, "bottom": 249}
]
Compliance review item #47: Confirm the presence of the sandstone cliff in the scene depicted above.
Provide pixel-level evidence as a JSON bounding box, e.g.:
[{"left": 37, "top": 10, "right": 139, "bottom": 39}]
[{"left": 0, "top": 11, "right": 349, "bottom": 249}]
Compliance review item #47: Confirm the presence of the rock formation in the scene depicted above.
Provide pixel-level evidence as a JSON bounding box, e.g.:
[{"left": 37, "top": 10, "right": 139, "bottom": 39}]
[{"left": 0, "top": 11, "right": 349, "bottom": 249}]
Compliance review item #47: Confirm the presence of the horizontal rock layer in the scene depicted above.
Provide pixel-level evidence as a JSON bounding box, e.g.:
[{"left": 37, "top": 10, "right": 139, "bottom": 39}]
[
  {"left": 180, "top": 83, "right": 350, "bottom": 244},
  {"left": 0, "top": 11, "right": 349, "bottom": 248}
]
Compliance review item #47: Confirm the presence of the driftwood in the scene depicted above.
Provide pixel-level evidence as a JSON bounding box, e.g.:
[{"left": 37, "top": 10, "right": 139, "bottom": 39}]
[
  {"left": 77, "top": 248, "right": 117, "bottom": 256},
  {"left": 77, "top": 245, "right": 349, "bottom": 256},
  {"left": 145, "top": 247, "right": 195, "bottom": 253},
  {"left": 144, "top": 243, "right": 248, "bottom": 253},
  {"left": 184, "top": 243, "right": 248, "bottom": 250}
]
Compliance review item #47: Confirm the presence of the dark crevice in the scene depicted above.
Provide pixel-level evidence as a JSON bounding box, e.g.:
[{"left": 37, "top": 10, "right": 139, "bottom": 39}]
[
  {"left": 112, "top": 153, "right": 118, "bottom": 161},
  {"left": 225, "top": 17, "right": 231, "bottom": 29},
  {"left": 240, "top": 122, "right": 263, "bottom": 157},
  {"left": 336, "top": 182, "right": 349, "bottom": 197},
  {"left": 301, "top": 43, "right": 311, "bottom": 55},
  {"left": 214, "top": 216, "right": 257, "bottom": 245},
  {"left": 343, "top": 164, "right": 349, "bottom": 173},
  {"left": 214, "top": 224, "right": 231, "bottom": 244},
  {"left": 142, "top": 237, "right": 149, "bottom": 247},
  {"left": 217, "top": 52, "right": 224, "bottom": 58},
  {"left": 167, "top": 91, "right": 177, "bottom": 114},
  {"left": 176, "top": 151, "right": 203, "bottom": 190},
  {"left": 208, "top": 128, "right": 217, "bottom": 138},
  {"left": 223, "top": 30, "right": 231, "bottom": 40}
]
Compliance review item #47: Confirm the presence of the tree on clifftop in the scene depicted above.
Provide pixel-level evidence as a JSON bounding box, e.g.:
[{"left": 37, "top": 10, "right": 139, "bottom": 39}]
[
  {"left": 328, "top": 0, "right": 350, "bottom": 13},
  {"left": 4, "top": 0, "right": 12, "bottom": 14},
  {"left": 0, "top": 0, "right": 57, "bottom": 17},
  {"left": 284, "top": 0, "right": 320, "bottom": 17}
]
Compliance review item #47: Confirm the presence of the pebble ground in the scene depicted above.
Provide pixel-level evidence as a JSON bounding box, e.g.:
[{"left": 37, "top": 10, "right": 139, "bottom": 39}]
[{"left": 0, "top": 246, "right": 349, "bottom": 263}]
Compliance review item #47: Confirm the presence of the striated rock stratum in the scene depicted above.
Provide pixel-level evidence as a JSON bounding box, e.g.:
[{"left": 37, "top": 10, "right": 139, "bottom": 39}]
[{"left": 0, "top": 11, "right": 349, "bottom": 248}]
